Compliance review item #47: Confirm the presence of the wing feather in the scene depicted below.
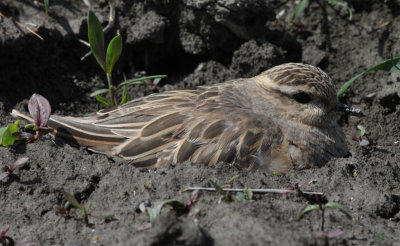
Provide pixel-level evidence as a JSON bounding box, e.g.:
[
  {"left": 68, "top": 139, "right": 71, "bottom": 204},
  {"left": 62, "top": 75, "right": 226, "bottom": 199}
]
[{"left": 47, "top": 81, "right": 277, "bottom": 169}]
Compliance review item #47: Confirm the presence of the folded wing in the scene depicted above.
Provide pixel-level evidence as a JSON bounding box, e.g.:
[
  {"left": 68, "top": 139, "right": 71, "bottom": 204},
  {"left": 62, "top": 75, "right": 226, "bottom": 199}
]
[{"left": 48, "top": 82, "right": 277, "bottom": 169}]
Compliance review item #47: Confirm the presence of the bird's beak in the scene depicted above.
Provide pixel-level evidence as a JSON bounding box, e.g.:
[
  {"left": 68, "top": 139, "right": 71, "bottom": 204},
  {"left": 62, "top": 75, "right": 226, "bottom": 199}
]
[{"left": 336, "top": 103, "right": 364, "bottom": 116}]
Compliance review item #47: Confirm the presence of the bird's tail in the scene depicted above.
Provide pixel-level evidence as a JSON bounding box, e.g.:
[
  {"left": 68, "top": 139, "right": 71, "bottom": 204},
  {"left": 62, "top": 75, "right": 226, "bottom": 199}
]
[{"left": 11, "top": 109, "right": 125, "bottom": 154}]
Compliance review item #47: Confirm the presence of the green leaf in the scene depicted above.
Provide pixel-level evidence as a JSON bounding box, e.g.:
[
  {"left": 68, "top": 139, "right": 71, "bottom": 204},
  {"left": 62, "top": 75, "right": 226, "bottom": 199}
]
[
  {"left": 120, "top": 85, "right": 131, "bottom": 105},
  {"left": 357, "top": 125, "right": 366, "bottom": 137},
  {"left": 243, "top": 187, "right": 253, "bottom": 200},
  {"left": 90, "top": 88, "right": 110, "bottom": 97},
  {"left": 87, "top": 10, "right": 106, "bottom": 72},
  {"left": 117, "top": 75, "right": 167, "bottom": 90},
  {"left": 106, "top": 35, "right": 123, "bottom": 76},
  {"left": 234, "top": 192, "right": 246, "bottom": 201},
  {"left": 288, "top": 0, "right": 308, "bottom": 28},
  {"left": 90, "top": 211, "right": 115, "bottom": 220},
  {"left": 61, "top": 190, "right": 83, "bottom": 210},
  {"left": 43, "top": 0, "right": 49, "bottom": 17},
  {"left": 145, "top": 200, "right": 187, "bottom": 223},
  {"left": 323, "top": 202, "right": 352, "bottom": 219},
  {"left": 297, "top": 204, "right": 320, "bottom": 221},
  {"left": 338, "top": 56, "right": 400, "bottom": 97},
  {"left": 209, "top": 179, "right": 225, "bottom": 196},
  {"left": 1, "top": 120, "right": 21, "bottom": 146},
  {"left": 24, "top": 124, "right": 35, "bottom": 131},
  {"left": 95, "top": 95, "right": 111, "bottom": 106},
  {"left": 227, "top": 175, "right": 239, "bottom": 186}
]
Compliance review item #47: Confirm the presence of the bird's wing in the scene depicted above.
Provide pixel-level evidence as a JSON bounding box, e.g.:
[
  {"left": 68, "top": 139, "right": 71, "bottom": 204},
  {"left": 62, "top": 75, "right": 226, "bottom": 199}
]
[
  {"left": 48, "top": 90, "right": 199, "bottom": 154},
  {"left": 48, "top": 82, "right": 276, "bottom": 169}
]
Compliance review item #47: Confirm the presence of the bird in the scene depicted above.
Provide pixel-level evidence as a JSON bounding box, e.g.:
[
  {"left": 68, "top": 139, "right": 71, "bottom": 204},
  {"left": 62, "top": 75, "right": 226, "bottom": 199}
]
[{"left": 14, "top": 63, "right": 361, "bottom": 174}]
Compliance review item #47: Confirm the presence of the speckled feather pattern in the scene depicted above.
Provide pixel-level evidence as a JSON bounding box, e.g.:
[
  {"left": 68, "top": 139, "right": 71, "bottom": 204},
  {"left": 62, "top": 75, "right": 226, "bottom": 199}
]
[{"left": 48, "top": 63, "right": 349, "bottom": 173}]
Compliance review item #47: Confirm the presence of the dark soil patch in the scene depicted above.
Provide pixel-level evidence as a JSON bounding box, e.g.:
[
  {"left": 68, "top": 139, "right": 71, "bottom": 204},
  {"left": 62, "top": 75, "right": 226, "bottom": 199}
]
[{"left": 1, "top": 1, "right": 399, "bottom": 245}]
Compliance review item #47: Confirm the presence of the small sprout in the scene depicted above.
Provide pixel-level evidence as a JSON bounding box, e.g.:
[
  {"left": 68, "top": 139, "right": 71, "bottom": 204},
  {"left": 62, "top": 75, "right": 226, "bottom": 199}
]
[
  {"left": 54, "top": 201, "right": 71, "bottom": 224},
  {"left": 32, "top": 0, "right": 49, "bottom": 33},
  {"left": 357, "top": 125, "right": 366, "bottom": 137},
  {"left": 0, "top": 225, "right": 15, "bottom": 245},
  {"left": 208, "top": 176, "right": 254, "bottom": 203},
  {"left": 6, "top": 94, "right": 52, "bottom": 145},
  {"left": 350, "top": 125, "right": 371, "bottom": 146},
  {"left": 187, "top": 190, "right": 201, "bottom": 222},
  {"left": 297, "top": 204, "right": 320, "bottom": 221},
  {"left": 338, "top": 56, "right": 400, "bottom": 97},
  {"left": 209, "top": 179, "right": 232, "bottom": 203},
  {"left": 298, "top": 195, "right": 351, "bottom": 241},
  {"left": 58, "top": 190, "right": 114, "bottom": 224},
  {"left": 0, "top": 157, "right": 29, "bottom": 182},
  {"left": 28, "top": 93, "right": 51, "bottom": 128},
  {"left": 139, "top": 199, "right": 188, "bottom": 224},
  {"left": 327, "top": 0, "right": 352, "bottom": 20},
  {"left": 323, "top": 202, "right": 352, "bottom": 218},
  {"left": 298, "top": 201, "right": 351, "bottom": 222},
  {"left": 288, "top": 0, "right": 308, "bottom": 29},
  {"left": 138, "top": 191, "right": 200, "bottom": 230},
  {"left": 234, "top": 187, "right": 254, "bottom": 202},
  {"left": 87, "top": 10, "right": 166, "bottom": 106}
]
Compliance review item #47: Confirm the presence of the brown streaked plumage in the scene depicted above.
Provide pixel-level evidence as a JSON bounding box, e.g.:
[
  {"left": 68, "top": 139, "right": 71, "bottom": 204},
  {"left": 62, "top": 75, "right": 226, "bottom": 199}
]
[{"left": 30, "top": 63, "right": 356, "bottom": 173}]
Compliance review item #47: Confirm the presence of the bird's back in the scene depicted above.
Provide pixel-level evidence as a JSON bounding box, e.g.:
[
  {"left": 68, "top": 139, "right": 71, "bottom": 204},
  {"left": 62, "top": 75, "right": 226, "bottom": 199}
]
[{"left": 48, "top": 79, "right": 279, "bottom": 170}]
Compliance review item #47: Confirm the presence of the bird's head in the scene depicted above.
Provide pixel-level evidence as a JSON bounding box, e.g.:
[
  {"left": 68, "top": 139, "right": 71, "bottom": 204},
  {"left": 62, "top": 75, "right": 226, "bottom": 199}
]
[{"left": 254, "top": 63, "right": 355, "bottom": 127}]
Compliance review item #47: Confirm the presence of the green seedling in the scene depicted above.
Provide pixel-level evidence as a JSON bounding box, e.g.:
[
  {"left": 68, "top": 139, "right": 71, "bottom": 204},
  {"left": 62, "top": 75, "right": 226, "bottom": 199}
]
[
  {"left": 137, "top": 190, "right": 200, "bottom": 231},
  {"left": 234, "top": 187, "right": 254, "bottom": 202},
  {"left": 348, "top": 125, "right": 370, "bottom": 146},
  {"left": 32, "top": 0, "right": 49, "bottom": 33},
  {"left": 298, "top": 195, "right": 351, "bottom": 242},
  {"left": 327, "top": 0, "right": 352, "bottom": 20},
  {"left": 140, "top": 199, "right": 189, "bottom": 224},
  {"left": 208, "top": 175, "right": 254, "bottom": 203},
  {"left": 0, "top": 157, "right": 29, "bottom": 182},
  {"left": 337, "top": 56, "right": 400, "bottom": 97},
  {"left": 287, "top": 0, "right": 308, "bottom": 30},
  {"left": 56, "top": 190, "right": 114, "bottom": 224},
  {"left": 357, "top": 125, "right": 370, "bottom": 146},
  {"left": 87, "top": 10, "right": 166, "bottom": 106},
  {"left": 53, "top": 200, "right": 72, "bottom": 224},
  {"left": 4, "top": 94, "right": 52, "bottom": 146},
  {"left": 0, "top": 225, "right": 14, "bottom": 246}
]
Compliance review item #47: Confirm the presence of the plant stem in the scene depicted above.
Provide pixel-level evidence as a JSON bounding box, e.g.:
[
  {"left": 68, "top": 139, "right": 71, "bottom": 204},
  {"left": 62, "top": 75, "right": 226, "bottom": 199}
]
[
  {"left": 315, "top": 194, "right": 325, "bottom": 232},
  {"left": 106, "top": 73, "right": 116, "bottom": 106},
  {"left": 321, "top": 208, "right": 325, "bottom": 232}
]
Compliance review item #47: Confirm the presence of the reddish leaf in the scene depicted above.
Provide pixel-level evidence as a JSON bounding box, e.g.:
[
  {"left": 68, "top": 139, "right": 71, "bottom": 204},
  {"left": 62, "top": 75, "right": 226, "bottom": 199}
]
[
  {"left": 0, "top": 172, "right": 9, "bottom": 181},
  {"left": 28, "top": 93, "right": 51, "bottom": 127},
  {"left": 327, "top": 230, "right": 345, "bottom": 239},
  {"left": 360, "top": 138, "right": 370, "bottom": 146},
  {"left": 315, "top": 230, "right": 345, "bottom": 239},
  {"left": 0, "top": 225, "right": 10, "bottom": 238},
  {"left": 10, "top": 157, "right": 29, "bottom": 171},
  {"left": 187, "top": 190, "right": 199, "bottom": 207}
]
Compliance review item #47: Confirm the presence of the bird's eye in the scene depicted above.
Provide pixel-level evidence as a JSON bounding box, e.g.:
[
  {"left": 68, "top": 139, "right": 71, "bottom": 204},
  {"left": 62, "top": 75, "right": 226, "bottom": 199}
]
[{"left": 293, "top": 92, "right": 312, "bottom": 104}]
